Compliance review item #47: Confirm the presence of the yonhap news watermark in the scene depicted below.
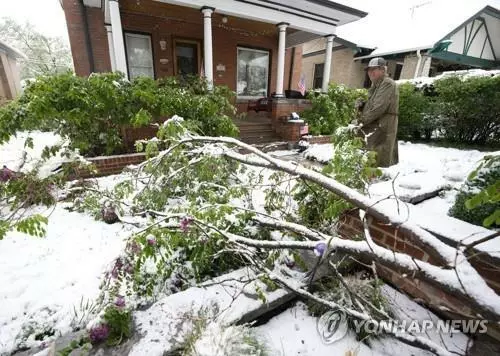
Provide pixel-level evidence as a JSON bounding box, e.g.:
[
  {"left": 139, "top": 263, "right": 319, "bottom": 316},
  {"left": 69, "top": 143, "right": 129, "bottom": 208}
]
[{"left": 317, "top": 310, "right": 489, "bottom": 344}]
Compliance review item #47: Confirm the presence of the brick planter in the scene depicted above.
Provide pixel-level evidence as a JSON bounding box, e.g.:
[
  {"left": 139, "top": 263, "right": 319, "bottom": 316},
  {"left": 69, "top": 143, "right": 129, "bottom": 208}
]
[{"left": 68, "top": 153, "right": 147, "bottom": 179}]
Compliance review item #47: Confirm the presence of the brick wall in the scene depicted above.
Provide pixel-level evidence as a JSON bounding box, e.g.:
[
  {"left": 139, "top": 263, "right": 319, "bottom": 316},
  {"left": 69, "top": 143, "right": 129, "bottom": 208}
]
[
  {"left": 400, "top": 54, "right": 419, "bottom": 80},
  {"left": 69, "top": 153, "right": 147, "bottom": 178},
  {"left": 62, "top": 0, "right": 93, "bottom": 76},
  {"left": 302, "top": 47, "right": 366, "bottom": 89},
  {"left": 338, "top": 209, "right": 500, "bottom": 323}
]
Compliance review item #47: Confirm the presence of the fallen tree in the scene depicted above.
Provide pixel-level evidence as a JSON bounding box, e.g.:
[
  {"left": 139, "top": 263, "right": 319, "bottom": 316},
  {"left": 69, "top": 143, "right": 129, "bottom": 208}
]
[{"left": 69, "top": 119, "right": 500, "bottom": 356}]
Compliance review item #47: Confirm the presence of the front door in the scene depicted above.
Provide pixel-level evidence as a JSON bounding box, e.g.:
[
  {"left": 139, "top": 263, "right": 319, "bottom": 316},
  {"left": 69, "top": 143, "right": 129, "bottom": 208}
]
[{"left": 174, "top": 40, "right": 201, "bottom": 77}]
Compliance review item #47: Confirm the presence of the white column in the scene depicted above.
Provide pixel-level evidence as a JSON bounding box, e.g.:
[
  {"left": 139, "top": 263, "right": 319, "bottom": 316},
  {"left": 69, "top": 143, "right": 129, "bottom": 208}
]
[
  {"left": 109, "top": 0, "right": 127, "bottom": 75},
  {"left": 105, "top": 25, "right": 116, "bottom": 72},
  {"left": 201, "top": 7, "right": 214, "bottom": 90},
  {"left": 275, "top": 22, "right": 288, "bottom": 97},
  {"left": 322, "top": 35, "right": 335, "bottom": 92}
]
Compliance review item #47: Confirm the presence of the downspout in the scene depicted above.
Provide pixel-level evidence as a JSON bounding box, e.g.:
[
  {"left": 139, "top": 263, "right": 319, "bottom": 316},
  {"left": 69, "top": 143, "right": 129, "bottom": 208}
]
[
  {"left": 414, "top": 49, "right": 422, "bottom": 79},
  {"left": 80, "top": 0, "right": 95, "bottom": 73},
  {"left": 288, "top": 46, "right": 296, "bottom": 91}
]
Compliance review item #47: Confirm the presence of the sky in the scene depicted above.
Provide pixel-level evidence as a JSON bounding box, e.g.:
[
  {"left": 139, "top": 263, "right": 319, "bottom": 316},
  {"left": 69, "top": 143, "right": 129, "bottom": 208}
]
[{"left": 1, "top": 0, "right": 69, "bottom": 43}]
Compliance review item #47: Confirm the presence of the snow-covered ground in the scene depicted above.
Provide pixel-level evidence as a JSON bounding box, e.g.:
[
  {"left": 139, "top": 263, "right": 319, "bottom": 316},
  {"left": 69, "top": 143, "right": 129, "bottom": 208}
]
[
  {"left": 0, "top": 207, "right": 130, "bottom": 354},
  {"left": 0, "top": 131, "right": 81, "bottom": 179},
  {"left": 303, "top": 141, "right": 498, "bottom": 212}
]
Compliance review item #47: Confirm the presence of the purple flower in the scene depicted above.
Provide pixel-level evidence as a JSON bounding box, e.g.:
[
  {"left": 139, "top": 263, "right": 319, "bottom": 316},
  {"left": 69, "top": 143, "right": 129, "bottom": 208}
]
[
  {"left": 314, "top": 242, "right": 327, "bottom": 257},
  {"left": 146, "top": 235, "right": 156, "bottom": 246},
  {"left": 89, "top": 323, "right": 110, "bottom": 344},
  {"left": 127, "top": 241, "right": 142, "bottom": 255},
  {"left": 115, "top": 295, "right": 126, "bottom": 308},
  {"left": 180, "top": 216, "right": 193, "bottom": 233}
]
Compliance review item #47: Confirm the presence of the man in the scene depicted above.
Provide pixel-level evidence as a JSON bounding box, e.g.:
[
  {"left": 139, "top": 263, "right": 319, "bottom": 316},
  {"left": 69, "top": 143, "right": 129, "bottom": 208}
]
[{"left": 359, "top": 57, "right": 399, "bottom": 167}]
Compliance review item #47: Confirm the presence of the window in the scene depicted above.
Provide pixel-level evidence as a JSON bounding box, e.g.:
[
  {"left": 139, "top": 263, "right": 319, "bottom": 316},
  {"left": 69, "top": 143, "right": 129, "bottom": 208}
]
[
  {"left": 124, "top": 33, "right": 154, "bottom": 79},
  {"left": 237, "top": 47, "right": 269, "bottom": 98},
  {"left": 174, "top": 40, "right": 201, "bottom": 77},
  {"left": 313, "top": 63, "right": 324, "bottom": 89},
  {"left": 394, "top": 63, "right": 403, "bottom": 80}
]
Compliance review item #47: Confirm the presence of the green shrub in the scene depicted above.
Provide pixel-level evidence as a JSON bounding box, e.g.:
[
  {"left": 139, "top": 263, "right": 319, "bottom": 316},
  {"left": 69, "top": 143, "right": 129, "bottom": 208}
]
[
  {"left": 434, "top": 75, "right": 500, "bottom": 145},
  {"left": 301, "top": 84, "right": 367, "bottom": 135},
  {"left": 450, "top": 155, "right": 500, "bottom": 227},
  {"left": 0, "top": 72, "right": 237, "bottom": 156},
  {"left": 398, "top": 82, "right": 434, "bottom": 140}
]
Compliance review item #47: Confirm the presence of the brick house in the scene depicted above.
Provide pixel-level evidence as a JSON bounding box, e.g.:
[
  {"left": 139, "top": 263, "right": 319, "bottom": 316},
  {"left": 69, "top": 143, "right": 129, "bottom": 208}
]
[
  {"left": 302, "top": 4, "right": 500, "bottom": 89},
  {"left": 61, "top": 0, "right": 367, "bottom": 143}
]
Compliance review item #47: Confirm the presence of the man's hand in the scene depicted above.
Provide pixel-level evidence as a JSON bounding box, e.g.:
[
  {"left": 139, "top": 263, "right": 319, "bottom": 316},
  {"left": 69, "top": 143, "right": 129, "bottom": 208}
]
[{"left": 355, "top": 98, "right": 366, "bottom": 111}]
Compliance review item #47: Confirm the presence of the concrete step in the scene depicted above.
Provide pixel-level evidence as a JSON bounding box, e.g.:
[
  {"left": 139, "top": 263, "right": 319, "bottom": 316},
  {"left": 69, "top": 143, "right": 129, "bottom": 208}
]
[{"left": 240, "top": 136, "right": 282, "bottom": 145}]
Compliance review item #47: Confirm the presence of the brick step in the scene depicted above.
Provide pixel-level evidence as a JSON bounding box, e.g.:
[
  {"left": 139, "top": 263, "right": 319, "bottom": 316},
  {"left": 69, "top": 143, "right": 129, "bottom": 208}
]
[
  {"left": 238, "top": 127, "right": 274, "bottom": 135},
  {"left": 237, "top": 122, "right": 272, "bottom": 129},
  {"left": 240, "top": 136, "right": 282, "bottom": 144}
]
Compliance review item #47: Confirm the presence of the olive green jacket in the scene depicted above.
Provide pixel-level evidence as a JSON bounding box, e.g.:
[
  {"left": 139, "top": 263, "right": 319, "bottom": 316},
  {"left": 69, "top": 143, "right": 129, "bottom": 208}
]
[{"left": 361, "top": 75, "right": 399, "bottom": 167}]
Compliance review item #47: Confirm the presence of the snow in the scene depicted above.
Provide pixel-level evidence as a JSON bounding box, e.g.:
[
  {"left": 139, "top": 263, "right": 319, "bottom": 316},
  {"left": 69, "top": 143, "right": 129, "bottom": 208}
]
[
  {"left": 0, "top": 206, "right": 129, "bottom": 354},
  {"left": 255, "top": 284, "right": 469, "bottom": 356},
  {"left": 397, "top": 69, "right": 500, "bottom": 88},
  {"left": 0, "top": 131, "right": 82, "bottom": 179},
  {"left": 303, "top": 144, "right": 335, "bottom": 164}
]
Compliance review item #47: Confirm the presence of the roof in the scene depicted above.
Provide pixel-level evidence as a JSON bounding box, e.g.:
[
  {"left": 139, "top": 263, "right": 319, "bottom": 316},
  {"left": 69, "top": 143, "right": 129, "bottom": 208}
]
[
  {"left": 0, "top": 39, "right": 26, "bottom": 60},
  {"left": 336, "top": 0, "right": 500, "bottom": 59}
]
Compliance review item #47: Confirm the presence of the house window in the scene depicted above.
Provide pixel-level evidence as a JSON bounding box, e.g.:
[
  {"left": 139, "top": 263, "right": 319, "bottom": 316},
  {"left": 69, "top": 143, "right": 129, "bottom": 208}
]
[
  {"left": 394, "top": 63, "right": 403, "bottom": 80},
  {"left": 124, "top": 33, "right": 154, "bottom": 79},
  {"left": 313, "top": 63, "right": 324, "bottom": 89},
  {"left": 237, "top": 47, "right": 269, "bottom": 98},
  {"left": 174, "top": 39, "right": 201, "bottom": 78}
]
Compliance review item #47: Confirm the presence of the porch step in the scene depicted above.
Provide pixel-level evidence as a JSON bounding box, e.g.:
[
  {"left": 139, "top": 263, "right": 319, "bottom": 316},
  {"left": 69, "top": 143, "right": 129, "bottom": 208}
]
[{"left": 239, "top": 134, "right": 281, "bottom": 145}]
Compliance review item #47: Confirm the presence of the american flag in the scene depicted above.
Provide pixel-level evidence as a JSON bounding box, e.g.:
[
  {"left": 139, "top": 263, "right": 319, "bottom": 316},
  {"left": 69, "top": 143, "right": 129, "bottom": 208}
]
[{"left": 298, "top": 74, "right": 306, "bottom": 96}]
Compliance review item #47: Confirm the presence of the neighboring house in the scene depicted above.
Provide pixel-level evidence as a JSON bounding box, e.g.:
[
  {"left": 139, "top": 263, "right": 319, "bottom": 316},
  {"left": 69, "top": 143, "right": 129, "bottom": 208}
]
[
  {"left": 303, "top": 3, "right": 500, "bottom": 89},
  {"left": 0, "top": 40, "right": 25, "bottom": 105}
]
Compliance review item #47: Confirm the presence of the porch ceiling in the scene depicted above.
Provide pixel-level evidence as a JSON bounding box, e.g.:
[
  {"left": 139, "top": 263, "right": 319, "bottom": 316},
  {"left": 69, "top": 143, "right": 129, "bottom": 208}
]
[{"left": 153, "top": 0, "right": 367, "bottom": 35}]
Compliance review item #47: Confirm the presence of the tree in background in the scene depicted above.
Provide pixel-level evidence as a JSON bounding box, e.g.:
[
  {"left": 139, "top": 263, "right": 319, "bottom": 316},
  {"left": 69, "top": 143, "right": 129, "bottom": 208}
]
[{"left": 0, "top": 17, "right": 73, "bottom": 80}]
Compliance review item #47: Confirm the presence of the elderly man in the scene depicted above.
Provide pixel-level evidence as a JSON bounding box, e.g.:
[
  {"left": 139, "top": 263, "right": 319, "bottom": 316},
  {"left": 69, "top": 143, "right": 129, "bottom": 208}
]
[{"left": 359, "top": 57, "right": 399, "bottom": 167}]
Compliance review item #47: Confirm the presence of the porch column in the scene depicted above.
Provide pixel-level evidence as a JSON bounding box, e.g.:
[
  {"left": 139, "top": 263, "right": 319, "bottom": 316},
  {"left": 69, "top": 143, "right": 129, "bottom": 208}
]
[
  {"left": 105, "top": 25, "right": 116, "bottom": 72},
  {"left": 322, "top": 35, "right": 335, "bottom": 92},
  {"left": 201, "top": 7, "right": 215, "bottom": 90},
  {"left": 275, "top": 22, "right": 288, "bottom": 97},
  {"left": 109, "top": 0, "right": 127, "bottom": 75}
]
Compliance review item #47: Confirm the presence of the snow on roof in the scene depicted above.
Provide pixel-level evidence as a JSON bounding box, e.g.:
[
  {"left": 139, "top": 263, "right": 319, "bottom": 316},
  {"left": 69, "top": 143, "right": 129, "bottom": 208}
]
[
  {"left": 0, "top": 39, "right": 26, "bottom": 60},
  {"left": 336, "top": 0, "right": 500, "bottom": 58}
]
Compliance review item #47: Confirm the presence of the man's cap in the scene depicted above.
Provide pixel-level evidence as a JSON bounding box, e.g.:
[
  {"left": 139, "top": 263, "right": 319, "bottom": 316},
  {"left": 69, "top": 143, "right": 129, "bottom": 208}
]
[{"left": 366, "top": 57, "right": 387, "bottom": 69}]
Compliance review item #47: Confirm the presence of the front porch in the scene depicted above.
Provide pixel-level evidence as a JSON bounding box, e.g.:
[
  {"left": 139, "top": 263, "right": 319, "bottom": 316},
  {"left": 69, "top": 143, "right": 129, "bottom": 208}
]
[{"left": 69, "top": 0, "right": 366, "bottom": 142}]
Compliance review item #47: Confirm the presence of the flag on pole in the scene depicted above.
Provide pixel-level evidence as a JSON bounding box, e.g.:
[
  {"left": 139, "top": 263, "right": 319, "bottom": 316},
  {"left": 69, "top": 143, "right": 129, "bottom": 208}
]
[{"left": 298, "top": 73, "right": 306, "bottom": 96}]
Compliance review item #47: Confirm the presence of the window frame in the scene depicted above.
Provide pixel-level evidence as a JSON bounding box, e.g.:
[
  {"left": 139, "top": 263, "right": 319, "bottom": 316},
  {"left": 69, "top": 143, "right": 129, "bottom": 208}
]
[
  {"left": 173, "top": 38, "right": 202, "bottom": 77},
  {"left": 124, "top": 31, "right": 155, "bottom": 80},
  {"left": 236, "top": 46, "right": 271, "bottom": 100},
  {"left": 313, "top": 63, "right": 325, "bottom": 89}
]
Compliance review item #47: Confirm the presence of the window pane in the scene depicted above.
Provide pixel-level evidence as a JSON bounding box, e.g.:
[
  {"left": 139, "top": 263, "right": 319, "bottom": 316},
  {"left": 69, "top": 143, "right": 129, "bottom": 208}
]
[
  {"left": 237, "top": 48, "right": 269, "bottom": 98},
  {"left": 125, "top": 34, "right": 154, "bottom": 79},
  {"left": 313, "top": 63, "right": 324, "bottom": 89},
  {"left": 176, "top": 42, "right": 198, "bottom": 76}
]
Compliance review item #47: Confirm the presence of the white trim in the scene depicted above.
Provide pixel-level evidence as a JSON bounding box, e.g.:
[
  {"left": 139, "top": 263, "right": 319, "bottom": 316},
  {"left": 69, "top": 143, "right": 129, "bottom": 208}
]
[
  {"left": 83, "top": 0, "right": 101, "bottom": 7},
  {"left": 105, "top": 25, "right": 116, "bottom": 71},
  {"left": 354, "top": 46, "right": 431, "bottom": 61},
  {"left": 109, "top": 0, "right": 128, "bottom": 74},
  {"left": 153, "top": 0, "right": 351, "bottom": 35},
  {"left": 322, "top": 35, "right": 334, "bottom": 92},
  {"left": 202, "top": 7, "right": 214, "bottom": 90},
  {"left": 275, "top": 23, "right": 288, "bottom": 97}
]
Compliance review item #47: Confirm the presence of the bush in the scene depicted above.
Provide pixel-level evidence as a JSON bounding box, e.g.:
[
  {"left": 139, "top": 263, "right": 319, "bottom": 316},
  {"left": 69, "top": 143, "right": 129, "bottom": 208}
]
[
  {"left": 301, "top": 84, "right": 367, "bottom": 135},
  {"left": 433, "top": 75, "right": 500, "bottom": 145},
  {"left": 0, "top": 72, "right": 238, "bottom": 156},
  {"left": 449, "top": 155, "right": 500, "bottom": 227},
  {"left": 397, "top": 83, "right": 436, "bottom": 141}
]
